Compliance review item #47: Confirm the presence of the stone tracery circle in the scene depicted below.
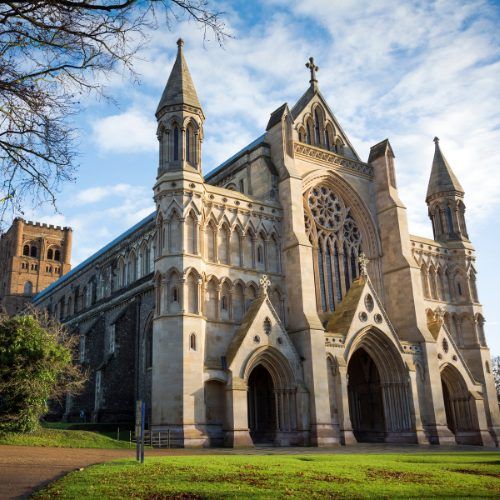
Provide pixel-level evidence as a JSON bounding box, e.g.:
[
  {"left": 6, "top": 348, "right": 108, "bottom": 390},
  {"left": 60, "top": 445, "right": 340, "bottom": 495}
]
[
  {"left": 344, "top": 217, "right": 361, "bottom": 245},
  {"left": 308, "top": 185, "right": 344, "bottom": 231}
]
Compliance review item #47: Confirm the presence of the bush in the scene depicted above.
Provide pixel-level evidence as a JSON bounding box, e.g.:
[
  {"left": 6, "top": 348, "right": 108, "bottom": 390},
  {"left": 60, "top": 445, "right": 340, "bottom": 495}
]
[{"left": 0, "top": 310, "right": 85, "bottom": 433}]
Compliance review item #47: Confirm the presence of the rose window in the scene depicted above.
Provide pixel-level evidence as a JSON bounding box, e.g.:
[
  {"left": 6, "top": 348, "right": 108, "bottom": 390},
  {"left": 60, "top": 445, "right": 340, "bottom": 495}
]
[
  {"left": 304, "top": 183, "right": 363, "bottom": 316},
  {"left": 308, "top": 185, "right": 344, "bottom": 231}
]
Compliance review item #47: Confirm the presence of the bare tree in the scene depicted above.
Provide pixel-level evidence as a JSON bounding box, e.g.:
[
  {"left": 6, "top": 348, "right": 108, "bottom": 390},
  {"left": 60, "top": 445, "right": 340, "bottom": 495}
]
[
  {"left": 0, "top": 1, "right": 228, "bottom": 227},
  {"left": 492, "top": 355, "right": 500, "bottom": 400}
]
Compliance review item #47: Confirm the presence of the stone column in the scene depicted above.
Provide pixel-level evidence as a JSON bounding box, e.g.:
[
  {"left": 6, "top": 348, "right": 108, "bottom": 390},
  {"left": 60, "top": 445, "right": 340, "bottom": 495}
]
[
  {"left": 336, "top": 362, "right": 357, "bottom": 445},
  {"left": 224, "top": 377, "right": 253, "bottom": 447}
]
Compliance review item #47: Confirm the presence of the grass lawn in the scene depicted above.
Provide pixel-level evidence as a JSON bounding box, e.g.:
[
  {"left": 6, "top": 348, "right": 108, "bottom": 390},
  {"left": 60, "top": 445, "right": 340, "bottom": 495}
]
[
  {"left": 35, "top": 452, "right": 500, "bottom": 498},
  {"left": 0, "top": 426, "right": 132, "bottom": 449}
]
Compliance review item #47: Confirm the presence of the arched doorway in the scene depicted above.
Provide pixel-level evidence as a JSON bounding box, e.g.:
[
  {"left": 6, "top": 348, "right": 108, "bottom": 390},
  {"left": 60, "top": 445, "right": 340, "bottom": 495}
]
[
  {"left": 345, "top": 329, "right": 415, "bottom": 444},
  {"left": 247, "top": 365, "right": 276, "bottom": 443},
  {"left": 347, "top": 348, "right": 385, "bottom": 442},
  {"left": 440, "top": 365, "right": 480, "bottom": 444}
]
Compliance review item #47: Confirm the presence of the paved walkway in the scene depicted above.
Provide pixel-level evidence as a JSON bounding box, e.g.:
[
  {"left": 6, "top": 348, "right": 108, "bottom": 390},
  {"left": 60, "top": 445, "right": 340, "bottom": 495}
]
[{"left": 0, "top": 444, "right": 497, "bottom": 499}]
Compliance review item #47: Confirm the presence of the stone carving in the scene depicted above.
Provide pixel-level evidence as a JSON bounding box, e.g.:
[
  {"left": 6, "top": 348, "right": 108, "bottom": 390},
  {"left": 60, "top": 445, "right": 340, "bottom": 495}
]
[{"left": 294, "top": 142, "right": 374, "bottom": 178}]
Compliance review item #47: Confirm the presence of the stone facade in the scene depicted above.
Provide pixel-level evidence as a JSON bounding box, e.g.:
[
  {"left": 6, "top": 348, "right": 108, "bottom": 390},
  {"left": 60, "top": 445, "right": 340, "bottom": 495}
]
[
  {"left": 32, "top": 41, "right": 499, "bottom": 447},
  {"left": 0, "top": 218, "right": 72, "bottom": 315}
]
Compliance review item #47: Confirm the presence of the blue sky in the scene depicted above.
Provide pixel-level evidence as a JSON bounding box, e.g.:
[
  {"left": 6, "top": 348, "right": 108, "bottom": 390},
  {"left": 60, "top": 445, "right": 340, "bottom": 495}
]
[{"left": 20, "top": 0, "right": 500, "bottom": 354}]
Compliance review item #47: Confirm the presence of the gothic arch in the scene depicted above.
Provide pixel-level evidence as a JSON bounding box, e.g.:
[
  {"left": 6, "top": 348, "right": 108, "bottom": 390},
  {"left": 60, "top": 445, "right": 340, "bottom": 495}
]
[
  {"left": 302, "top": 171, "right": 382, "bottom": 260},
  {"left": 440, "top": 363, "right": 482, "bottom": 443},
  {"left": 344, "top": 327, "right": 413, "bottom": 442}
]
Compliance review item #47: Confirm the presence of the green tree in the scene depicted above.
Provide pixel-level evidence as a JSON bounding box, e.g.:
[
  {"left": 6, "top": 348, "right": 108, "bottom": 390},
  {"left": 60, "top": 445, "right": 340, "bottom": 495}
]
[{"left": 0, "top": 310, "right": 85, "bottom": 432}]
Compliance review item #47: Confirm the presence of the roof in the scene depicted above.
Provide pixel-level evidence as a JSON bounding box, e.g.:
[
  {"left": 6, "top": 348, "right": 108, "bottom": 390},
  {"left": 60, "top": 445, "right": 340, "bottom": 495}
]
[
  {"left": 326, "top": 277, "right": 366, "bottom": 333},
  {"left": 266, "top": 103, "right": 288, "bottom": 131},
  {"left": 426, "top": 137, "right": 464, "bottom": 200},
  {"left": 204, "top": 133, "right": 267, "bottom": 182},
  {"left": 156, "top": 39, "right": 202, "bottom": 116},
  {"left": 32, "top": 211, "right": 156, "bottom": 303}
]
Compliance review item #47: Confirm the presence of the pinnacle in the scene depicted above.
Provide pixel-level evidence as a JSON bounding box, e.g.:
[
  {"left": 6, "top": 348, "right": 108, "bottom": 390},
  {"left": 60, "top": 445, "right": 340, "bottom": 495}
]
[
  {"left": 156, "top": 39, "right": 202, "bottom": 116},
  {"left": 426, "top": 137, "right": 464, "bottom": 201}
]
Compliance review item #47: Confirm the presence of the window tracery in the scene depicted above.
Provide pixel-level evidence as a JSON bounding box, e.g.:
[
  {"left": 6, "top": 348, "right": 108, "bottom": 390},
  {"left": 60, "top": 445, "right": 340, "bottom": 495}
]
[{"left": 305, "top": 184, "right": 362, "bottom": 314}]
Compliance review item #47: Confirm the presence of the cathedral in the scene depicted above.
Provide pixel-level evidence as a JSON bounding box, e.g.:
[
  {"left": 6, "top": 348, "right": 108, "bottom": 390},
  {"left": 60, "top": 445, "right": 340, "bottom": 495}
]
[{"left": 31, "top": 40, "right": 499, "bottom": 447}]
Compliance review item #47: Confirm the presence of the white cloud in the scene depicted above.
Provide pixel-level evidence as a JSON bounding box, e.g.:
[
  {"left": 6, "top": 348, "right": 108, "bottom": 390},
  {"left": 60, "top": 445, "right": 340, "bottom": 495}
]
[
  {"left": 74, "top": 184, "right": 132, "bottom": 205},
  {"left": 92, "top": 109, "right": 157, "bottom": 153}
]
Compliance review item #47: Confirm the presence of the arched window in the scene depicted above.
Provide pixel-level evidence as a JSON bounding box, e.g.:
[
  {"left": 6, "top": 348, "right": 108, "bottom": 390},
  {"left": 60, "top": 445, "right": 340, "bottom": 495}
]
[
  {"left": 23, "top": 281, "right": 33, "bottom": 296},
  {"left": 306, "top": 122, "right": 312, "bottom": 145},
  {"left": 446, "top": 206, "right": 454, "bottom": 234},
  {"left": 187, "top": 213, "right": 197, "bottom": 254},
  {"left": 185, "top": 126, "right": 191, "bottom": 163},
  {"left": 23, "top": 244, "right": 29, "bottom": 256},
  {"left": 54, "top": 249, "right": 61, "bottom": 261},
  {"left": 230, "top": 229, "right": 242, "bottom": 267},
  {"left": 169, "top": 211, "right": 181, "bottom": 253},
  {"left": 30, "top": 245, "right": 37, "bottom": 258},
  {"left": 306, "top": 184, "right": 362, "bottom": 314},
  {"left": 314, "top": 109, "right": 321, "bottom": 145},
  {"left": 233, "top": 283, "right": 245, "bottom": 321},
  {"left": 172, "top": 287, "right": 178, "bottom": 303},
  {"left": 205, "top": 279, "right": 217, "bottom": 320},
  {"left": 206, "top": 223, "right": 216, "bottom": 262},
  {"left": 173, "top": 126, "right": 179, "bottom": 161},
  {"left": 220, "top": 281, "right": 231, "bottom": 320},
  {"left": 343, "top": 242, "right": 350, "bottom": 291},
  {"left": 187, "top": 272, "right": 198, "bottom": 314},
  {"left": 47, "top": 248, "right": 53, "bottom": 260},
  {"left": 190, "top": 333, "right": 196, "bottom": 351},
  {"left": 218, "top": 225, "right": 229, "bottom": 264},
  {"left": 246, "top": 284, "right": 257, "bottom": 310}
]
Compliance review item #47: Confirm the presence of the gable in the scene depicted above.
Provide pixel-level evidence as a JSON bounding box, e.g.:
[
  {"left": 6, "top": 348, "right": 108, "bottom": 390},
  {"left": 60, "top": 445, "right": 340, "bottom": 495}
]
[
  {"left": 327, "top": 276, "right": 403, "bottom": 352},
  {"left": 292, "top": 89, "right": 360, "bottom": 161},
  {"left": 226, "top": 292, "right": 302, "bottom": 380}
]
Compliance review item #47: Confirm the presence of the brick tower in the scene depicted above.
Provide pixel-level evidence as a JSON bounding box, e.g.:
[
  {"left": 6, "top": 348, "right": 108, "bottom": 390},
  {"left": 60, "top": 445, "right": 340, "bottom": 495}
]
[{"left": 0, "top": 218, "right": 72, "bottom": 315}]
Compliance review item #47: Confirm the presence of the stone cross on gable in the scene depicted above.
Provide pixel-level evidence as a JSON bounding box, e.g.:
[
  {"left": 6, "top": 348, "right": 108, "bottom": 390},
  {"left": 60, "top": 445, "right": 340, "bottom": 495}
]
[
  {"left": 358, "top": 252, "right": 369, "bottom": 278},
  {"left": 306, "top": 57, "right": 319, "bottom": 88},
  {"left": 259, "top": 275, "right": 271, "bottom": 296}
]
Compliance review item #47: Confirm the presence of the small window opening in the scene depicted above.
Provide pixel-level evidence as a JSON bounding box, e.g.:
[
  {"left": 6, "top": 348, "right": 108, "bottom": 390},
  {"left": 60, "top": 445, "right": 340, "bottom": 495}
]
[
  {"left": 172, "top": 287, "right": 179, "bottom": 302},
  {"left": 190, "top": 333, "right": 196, "bottom": 351},
  {"left": 23, "top": 245, "right": 29, "bottom": 256},
  {"left": 47, "top": 248, "right": 53, "bottom": 260}
]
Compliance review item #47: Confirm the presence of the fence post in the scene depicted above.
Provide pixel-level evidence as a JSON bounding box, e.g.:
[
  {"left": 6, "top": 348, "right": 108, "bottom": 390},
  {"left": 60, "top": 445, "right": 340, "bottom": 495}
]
[
  {"left": 167, "top": 429, "right": 170, "bottom": 448},
  {"left": 129, "top": 430, "right": 132, "bottom": 448},
  {"left": 117, "top": 427, "right": 120, "bottom": 441},
  {"left": 158, "top": 431, "right": 161, "bottom": 448}
]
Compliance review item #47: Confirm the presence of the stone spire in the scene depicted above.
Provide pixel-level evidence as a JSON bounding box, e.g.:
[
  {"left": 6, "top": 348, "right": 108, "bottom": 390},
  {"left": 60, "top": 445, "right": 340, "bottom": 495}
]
[
  {"left": 156, "top": 38, "right": 203, "bottom": 117},
  {"left": 425, "top": 137, "right": 468, "bottom": 242},
  {"left": 426, "top": 137, "right": 464, "bottom": 202}
]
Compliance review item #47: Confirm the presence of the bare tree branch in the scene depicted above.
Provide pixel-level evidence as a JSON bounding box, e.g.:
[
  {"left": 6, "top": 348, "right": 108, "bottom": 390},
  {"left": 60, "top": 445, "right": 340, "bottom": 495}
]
[{"left": 0, "top": 0, "right": 229, "bottom": 228}]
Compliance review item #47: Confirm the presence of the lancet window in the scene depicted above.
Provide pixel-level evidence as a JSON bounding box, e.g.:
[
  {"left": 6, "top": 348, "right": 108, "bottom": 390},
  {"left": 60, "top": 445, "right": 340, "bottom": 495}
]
[{"left": 305, "top": 184, "right": 362, "bottom": 314}]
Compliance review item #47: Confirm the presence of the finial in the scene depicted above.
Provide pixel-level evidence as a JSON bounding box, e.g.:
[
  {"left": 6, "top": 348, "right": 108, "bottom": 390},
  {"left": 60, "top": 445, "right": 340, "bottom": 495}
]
[
  {"left": 305, "top": 56, "right": 319, "bottom": 89},
  {"left": 433, "top": 136, "right": 439, "bottom": 144},
  {"left": 259, "top": 275, "right": 271, "bottom": 296},
  {"left": 358, "top": 252, "right": 369, "bottom": 278},
  {"left": 177, "top": 38, "right": 184, "bottom": 50}
]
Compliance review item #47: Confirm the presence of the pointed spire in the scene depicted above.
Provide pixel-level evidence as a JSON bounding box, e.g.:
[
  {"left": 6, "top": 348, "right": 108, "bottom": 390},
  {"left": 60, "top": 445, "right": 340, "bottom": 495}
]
[
  {"left": 426, "top": 137, "right": 464, "bottom": 201},
  {"left": 156, "top": 38, "right": 203, "bottom": 117}
]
